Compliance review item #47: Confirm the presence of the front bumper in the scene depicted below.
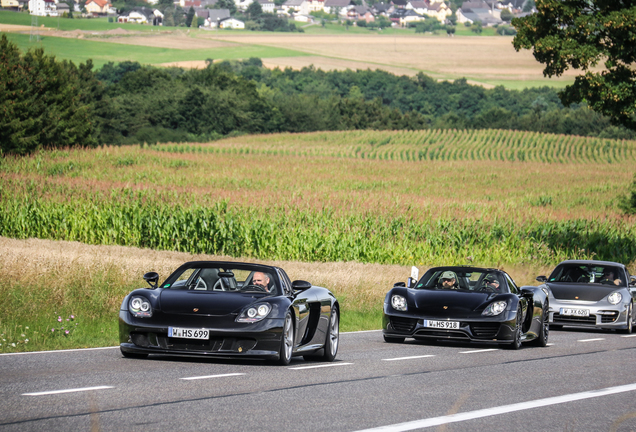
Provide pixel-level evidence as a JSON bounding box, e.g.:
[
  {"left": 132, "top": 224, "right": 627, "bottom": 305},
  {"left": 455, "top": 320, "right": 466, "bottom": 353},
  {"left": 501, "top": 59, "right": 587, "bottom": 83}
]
[
  {"left": 549, "top": 301, "right": 630, "bottom": 330},
  {"left": 119, "top": 311, "right": 284, "bottom": 359},
  {"left": 382, "top": 311, "right": 518, "bottom": 344}
]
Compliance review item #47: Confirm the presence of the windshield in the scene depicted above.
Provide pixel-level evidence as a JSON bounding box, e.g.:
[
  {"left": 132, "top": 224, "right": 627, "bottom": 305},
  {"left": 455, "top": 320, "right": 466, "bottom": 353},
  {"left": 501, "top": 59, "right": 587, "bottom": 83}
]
[
  {"left": 548, "top": 264, "right": 625, "bottom": 287},
  {"left": 415, "top": 268, "right": 509, "bottom": 294},
  {"left": 161, "top": 265, "right": 281, "bottom": 295}
]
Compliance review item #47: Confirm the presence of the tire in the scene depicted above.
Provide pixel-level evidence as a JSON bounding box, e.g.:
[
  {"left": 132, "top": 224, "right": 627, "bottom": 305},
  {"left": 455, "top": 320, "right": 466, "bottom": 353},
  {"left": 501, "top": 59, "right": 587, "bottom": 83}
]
[
  {"left": 278, "top": 311, "right": 294, "bottom": 365},
  {"left": 383, "top": 335, "right": 405, "bottom": 343},
  {"left": 120, "top": 348, "right": 148, "bottom": 359},
  {"left": 531, "top": 304, "right": 549, "bottom": 347},
  {"left": 619, "top": 303, "right": 633, "bottom": 334},
  {"left": 506, "top": 306, "right": 523, "bottom": 350},
  {"left": 321, "top": 306, "right": 339, "bottom": 362}
]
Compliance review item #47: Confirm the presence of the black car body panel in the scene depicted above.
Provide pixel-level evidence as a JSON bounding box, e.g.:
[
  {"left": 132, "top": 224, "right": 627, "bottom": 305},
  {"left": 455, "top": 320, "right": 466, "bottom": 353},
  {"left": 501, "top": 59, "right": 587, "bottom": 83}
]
[
  {"left": 119, "top": 261, "right": 339, "bottom": 362},
  {"left": 382, "top": 266, "right": 549, "bottom": 348}
]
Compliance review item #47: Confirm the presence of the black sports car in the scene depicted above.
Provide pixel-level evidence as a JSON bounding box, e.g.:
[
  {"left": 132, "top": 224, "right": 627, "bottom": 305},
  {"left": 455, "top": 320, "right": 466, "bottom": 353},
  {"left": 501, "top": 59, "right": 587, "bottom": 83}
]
[
  {"left": 119, "top": 261, "right": 340, "bottom": 364},
  {"left": 382, "top": 266, "right": 550, "bottom": 349}
]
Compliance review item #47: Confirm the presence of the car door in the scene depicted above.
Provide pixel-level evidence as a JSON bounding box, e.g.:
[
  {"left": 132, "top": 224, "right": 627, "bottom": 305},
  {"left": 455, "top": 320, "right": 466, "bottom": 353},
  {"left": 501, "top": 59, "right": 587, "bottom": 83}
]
[{"left": 277, "top": 269, "right": 317, "bottom": 347}]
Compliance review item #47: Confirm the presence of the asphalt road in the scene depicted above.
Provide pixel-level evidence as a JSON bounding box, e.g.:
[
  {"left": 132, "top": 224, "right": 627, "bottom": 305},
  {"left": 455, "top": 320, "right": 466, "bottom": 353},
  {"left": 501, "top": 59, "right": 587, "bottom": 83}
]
[{"left": 1, "top": 328, "right": 635, "bottom": 432}]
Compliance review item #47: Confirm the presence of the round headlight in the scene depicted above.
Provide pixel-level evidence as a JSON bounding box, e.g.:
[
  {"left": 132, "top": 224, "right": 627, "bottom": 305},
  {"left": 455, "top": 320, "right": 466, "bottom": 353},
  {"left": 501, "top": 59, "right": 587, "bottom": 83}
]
[
  {"left": 608, "top": 292, "right": 622, "bottom": 305},
  {"left": 131, "top": 298, "right": 142, "bottom": 310},
  {"left": 391, "top": 295, "right": 407, "bottom": 311},
  {"left": 482, "top": 301, "right": 507, "bottom": 316},
  {"left": 247, "top": 308, "right": 257, "bottom": 318},
  {"left": 140, "top": 302, "right": 150, "bottom": 311},
  {"left": 257, "top": 304, "right": 270, "bottom": 316}
]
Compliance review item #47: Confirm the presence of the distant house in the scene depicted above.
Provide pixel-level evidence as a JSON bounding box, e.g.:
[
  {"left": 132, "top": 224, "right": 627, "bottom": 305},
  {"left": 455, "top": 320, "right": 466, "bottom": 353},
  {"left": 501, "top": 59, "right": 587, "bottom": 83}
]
[
  {"left": 348, "top": 5, "right": 374, "bottom": 22},
  {"left": 424, "top": 0, "right": 451, "bottom": 21},
  {"left": 117, "top": 7, "right": 163, "bottom": 25},
  {"left": 458, "top": 0, "right": 502, "bottom": 25},
  {"left": 398, "top": 8, "right": 425, "bottom": 26},
  {"left": 323, "top": 0, "right": 351, "bottom": 15},
  {"left": 391, "top": 0, "right": 407, "bottom": 9},
  {"left": 1, "top": 0, "right": 24, "bottom": 11},
  {"left": 234, "top": 0, "right": 253, "bottom": 11},
  {"left": 257, "top": 0, "right": 276, "bottom": 13},
  {"left": 293, "top": 13, "right": 313, "bottom": 22},
  {"left": 197, "top": 8, "right": 230, "bottom": 27},
  {"left": 406, "top": 0, "right": 427, "bottom": 15},
  {"left": 28, "top": 0, "right": 56, "bottom": 16},
  {"left": 85, "top": 0, "right": 111, "bottom": 16},
  {"left": 372, "top": 2, "right": 394, "bottom": 16},
  {"left": 219, "top": 17, "right": 244, "bottom": 28},
  {"left": 282, "top": 0, "right": 307, "bottom": 15}
]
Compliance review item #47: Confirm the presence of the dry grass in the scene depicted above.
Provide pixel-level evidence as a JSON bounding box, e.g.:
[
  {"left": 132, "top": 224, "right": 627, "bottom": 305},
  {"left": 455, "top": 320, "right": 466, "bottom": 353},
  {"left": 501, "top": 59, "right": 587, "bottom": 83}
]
[{"left": 0, "top": 236, "right": 552, "bottom": 312}]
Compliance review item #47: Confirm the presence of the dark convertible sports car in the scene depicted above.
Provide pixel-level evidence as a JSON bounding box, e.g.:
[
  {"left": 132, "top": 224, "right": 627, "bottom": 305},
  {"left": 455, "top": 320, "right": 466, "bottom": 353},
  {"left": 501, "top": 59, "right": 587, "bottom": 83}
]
[
  {"left": 382, "top": 266, "right": 550, "bottom": 349},
  {"left": 119, "top": 261, "right": 340, "bottom": 364}
]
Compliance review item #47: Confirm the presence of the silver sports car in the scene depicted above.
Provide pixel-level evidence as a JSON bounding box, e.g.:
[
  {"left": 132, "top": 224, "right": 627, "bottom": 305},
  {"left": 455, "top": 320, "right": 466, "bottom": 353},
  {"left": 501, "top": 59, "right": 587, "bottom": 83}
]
[{"left": 536, "top": 260, "right": 636, "bottom": 333}]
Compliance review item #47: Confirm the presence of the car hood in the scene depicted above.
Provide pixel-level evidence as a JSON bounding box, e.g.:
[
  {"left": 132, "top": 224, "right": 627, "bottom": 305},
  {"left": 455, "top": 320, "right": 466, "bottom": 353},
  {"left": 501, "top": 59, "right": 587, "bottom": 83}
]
[
  {"left": 408, "top": 290, "right": 497, "bottom": 318},
  {"left": 160, "top": 290, "right": 263, "bottom": 315},
  {"left": 546, "top": 283, "right": 618, "bottom": 302}
]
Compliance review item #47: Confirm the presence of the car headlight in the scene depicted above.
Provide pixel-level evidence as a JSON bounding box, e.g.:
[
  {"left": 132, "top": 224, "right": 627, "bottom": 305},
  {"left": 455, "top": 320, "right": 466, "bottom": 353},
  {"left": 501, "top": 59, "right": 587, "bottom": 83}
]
[
  {"left": 391, "top": 295, "right": 407, "bottom": 311},
  {"left": 607, "top": 292, "right": 622, "bottom": 305},
  {"left": 237, "top": 303, "right": 272, "bottom": 323},
  {"left": 482, "top": 301, "right": 507, "bottom": 316},
  {"left": 129, "top": 296, "right": 152, "bottom": 318}
]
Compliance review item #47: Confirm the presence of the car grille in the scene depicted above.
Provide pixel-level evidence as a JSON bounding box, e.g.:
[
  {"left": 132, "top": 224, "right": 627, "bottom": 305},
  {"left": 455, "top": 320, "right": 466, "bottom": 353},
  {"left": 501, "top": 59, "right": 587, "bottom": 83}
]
[
  {"left": 552, "top": 313, "right": 596, "bottom": 325},
  {"left": 390, "top": 317, "right": 418, "bottom": 333},
  {"left": 600, "top": 311, "right": 619, "bottom": 323},
  {"left": 470, "top": 323, "right": 500, "bottom": 339},
  {"left": 131, "top": 332, "right": 257, "bottom": 353},
  {"left": 413, "top": 329, "right": 470, "bottom": 340}
]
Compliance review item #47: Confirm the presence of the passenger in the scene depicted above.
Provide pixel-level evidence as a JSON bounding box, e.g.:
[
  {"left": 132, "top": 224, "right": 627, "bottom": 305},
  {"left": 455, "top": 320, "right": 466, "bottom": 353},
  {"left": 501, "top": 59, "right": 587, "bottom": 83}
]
[
  {"left": 482, "top": 274, "right": 501, "bottom": 292},
  {"left": 252, "top": 271, "right": 272, "bottom": 292},
  {"left": 438, "top": 271, "right": 459, "bottom": 290}
]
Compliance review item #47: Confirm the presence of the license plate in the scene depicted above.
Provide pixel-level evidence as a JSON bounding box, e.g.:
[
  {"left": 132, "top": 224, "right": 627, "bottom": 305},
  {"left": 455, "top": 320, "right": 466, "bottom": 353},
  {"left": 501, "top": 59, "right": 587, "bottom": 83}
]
[
  {"left": 168, "top": 327, "right": 209, "bottom": 339},
  {"left": 560, "top": 308, "right": 589, "bottom": 317},
  {"left": 423, "top": 320, "right": 460, "bottom": 329}
]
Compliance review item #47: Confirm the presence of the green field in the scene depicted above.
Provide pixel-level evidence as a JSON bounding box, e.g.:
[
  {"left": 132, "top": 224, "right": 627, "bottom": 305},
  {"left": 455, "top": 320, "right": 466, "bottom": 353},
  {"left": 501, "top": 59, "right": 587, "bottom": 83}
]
[{"left": 2, "top": 32, "right": 308, "bottom": 68}]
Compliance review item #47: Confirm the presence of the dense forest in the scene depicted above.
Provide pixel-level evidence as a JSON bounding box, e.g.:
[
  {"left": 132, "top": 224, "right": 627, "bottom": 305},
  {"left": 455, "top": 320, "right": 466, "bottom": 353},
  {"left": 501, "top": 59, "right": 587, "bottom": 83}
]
[{"left": 1, "top": 34, "right": 633, "bottom": 155}]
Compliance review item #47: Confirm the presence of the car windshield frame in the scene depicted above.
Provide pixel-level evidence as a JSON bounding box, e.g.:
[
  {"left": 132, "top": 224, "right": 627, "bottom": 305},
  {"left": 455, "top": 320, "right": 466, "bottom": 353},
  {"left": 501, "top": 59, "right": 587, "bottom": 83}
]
[
  {"left": 159, "top": 262, "right": 282, "bottom": 295},
  {"left": 548, "top": 263, "right": 626, "bottom": 287},
  {"left": 415, "top": 268, "right": 510, "bottom": 294}
]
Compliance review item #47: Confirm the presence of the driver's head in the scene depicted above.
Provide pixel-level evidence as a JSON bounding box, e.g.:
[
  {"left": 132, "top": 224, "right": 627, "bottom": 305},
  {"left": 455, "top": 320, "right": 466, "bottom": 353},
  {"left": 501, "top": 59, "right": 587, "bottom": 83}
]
[
  {"left": 252, "top": 272, "right": 270, "bottom": 290},
  {"left": 439, "top": 271, "right": 457, "bottom": 289},
  {"left": 484, "top": 274, "right": 500, "bottom": 289}
]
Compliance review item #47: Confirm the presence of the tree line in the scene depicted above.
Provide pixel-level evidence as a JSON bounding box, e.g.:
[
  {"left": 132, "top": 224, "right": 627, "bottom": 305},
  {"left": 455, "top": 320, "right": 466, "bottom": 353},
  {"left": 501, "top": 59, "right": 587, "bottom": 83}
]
[{"left": 1, "top": 34, "right": 634, "bottom": 156}]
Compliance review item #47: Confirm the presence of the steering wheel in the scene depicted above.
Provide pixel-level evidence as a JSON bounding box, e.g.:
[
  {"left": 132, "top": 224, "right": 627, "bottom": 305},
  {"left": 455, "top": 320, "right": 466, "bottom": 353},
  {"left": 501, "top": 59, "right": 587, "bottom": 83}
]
[
  {"left": 240, "top": 284, "right": 268, "bottom": 293},
  {"left": 194, "top": 278, "right": 207, "bottom": 290}
]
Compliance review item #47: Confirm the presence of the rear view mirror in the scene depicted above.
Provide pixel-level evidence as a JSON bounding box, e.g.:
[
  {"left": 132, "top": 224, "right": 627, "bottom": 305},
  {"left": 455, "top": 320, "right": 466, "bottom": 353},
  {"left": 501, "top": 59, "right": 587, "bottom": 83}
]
[{"left": 144, "top": 272, "right": 159, "bottom": 289}]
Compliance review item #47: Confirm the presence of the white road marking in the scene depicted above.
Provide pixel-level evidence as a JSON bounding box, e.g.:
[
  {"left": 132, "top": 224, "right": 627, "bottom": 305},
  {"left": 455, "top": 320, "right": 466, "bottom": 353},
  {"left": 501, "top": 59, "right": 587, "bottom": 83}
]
[
  {"left": 352, "top": 382, "right": 636, "bottom": 432},
  {"left": 578, "top": 338, "right": 605, "bottom": 342},
  {"left": 459, "top": 349, "right": 498, "bottom": 354},
  {"left": 289, "top": 362, "right": 353, "bottom": 370},
  {"left": 23, "top": 386, "right": 114, "bottom": 396},
  {"left": 382, "top": 355, "right": 435, "bottom": 361},
  {"left": 621, "top": 334, "right": 636, "bottom": 338},
  {"left": 344, "top": 330, "right": 383, "bottom": 334},
  {"left": 546, "top": 343, "right": 555, "bottom": 346},
  {"left": 181, "top": 373, "right": 245, "bottom": 381},
  {"left": 0, "top": 346, "right": 119, "bottom": 356}
]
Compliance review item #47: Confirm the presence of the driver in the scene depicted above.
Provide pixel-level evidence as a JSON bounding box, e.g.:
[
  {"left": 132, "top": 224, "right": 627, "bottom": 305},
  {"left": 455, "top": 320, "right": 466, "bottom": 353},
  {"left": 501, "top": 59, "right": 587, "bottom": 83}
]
[
  {"left": 599, "top": 270, "right": 621, "bottom": 286},
  {"left": 482, "top": 274, "right": 501, "bottom": 292},
  {"left": 438, "top": 271, "right": 459, "bottom": 290},
  {"left": 252, "top": 272, "right": 272, "bottom": 292}
]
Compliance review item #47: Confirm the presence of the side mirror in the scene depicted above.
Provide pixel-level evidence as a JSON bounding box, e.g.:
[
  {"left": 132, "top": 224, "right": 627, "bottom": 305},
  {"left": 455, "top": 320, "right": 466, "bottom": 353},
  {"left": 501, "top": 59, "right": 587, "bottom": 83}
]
[
  {"left": 291, "top": 280, "right": 312, "bottom": 291},
  {"left": 394, "top": 282, "right": 406, "bottom": 287},
  {"left": 630, "top": 276, "right": 636, "bottom": 286},
  {"left": 144, "top": 272, "right": 159, "bottom": 289},
  {"left": 536, "top": 276, "right": 547, "bottom": 283},
  {"left": 521, "top": 288, "right": 534, "bottom": 297}
]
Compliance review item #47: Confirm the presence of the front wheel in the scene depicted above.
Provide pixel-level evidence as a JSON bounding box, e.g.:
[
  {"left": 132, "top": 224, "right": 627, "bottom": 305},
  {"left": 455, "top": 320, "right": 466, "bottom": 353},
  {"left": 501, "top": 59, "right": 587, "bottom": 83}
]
[
  {"left": 322, "top": 306, "right": 339, "bottom": 361},
  {"left": 619, "top": 303, "right": 633, "bottom": 334},
  {"left": 531, "top": 304, "right": 549, "bottom": 347},
  {"left": 278, "top": 311, "right": 294, "bottom": 365},
  {"left": 383, "top": 335, "right": 405, "bottom": 343}
]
